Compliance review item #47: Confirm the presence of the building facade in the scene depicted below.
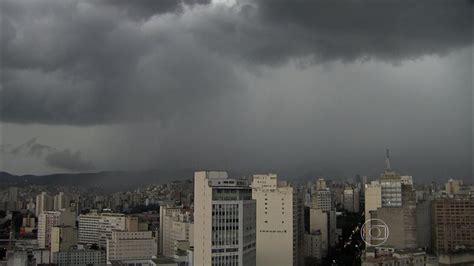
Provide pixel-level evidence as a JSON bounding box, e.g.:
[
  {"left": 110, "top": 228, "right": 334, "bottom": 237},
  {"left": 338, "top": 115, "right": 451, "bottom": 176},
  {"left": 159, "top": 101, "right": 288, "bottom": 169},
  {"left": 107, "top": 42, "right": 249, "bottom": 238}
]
[
  {"left": 106, "top": 231, "right": 157, "bottom": 262},
  {"left": 194, "top": 171, "right": 256, "bottom": 266},
  {"left": 252, "top": 174, "right": 304, "bottom": 266}
]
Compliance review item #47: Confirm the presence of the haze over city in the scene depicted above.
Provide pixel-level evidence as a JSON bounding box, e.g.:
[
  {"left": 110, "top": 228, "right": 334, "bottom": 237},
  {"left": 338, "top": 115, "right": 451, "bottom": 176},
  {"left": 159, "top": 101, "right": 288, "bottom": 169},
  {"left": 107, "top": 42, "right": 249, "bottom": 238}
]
[{"left": 1, "top": 0, "right": 472, "bottom": 182}]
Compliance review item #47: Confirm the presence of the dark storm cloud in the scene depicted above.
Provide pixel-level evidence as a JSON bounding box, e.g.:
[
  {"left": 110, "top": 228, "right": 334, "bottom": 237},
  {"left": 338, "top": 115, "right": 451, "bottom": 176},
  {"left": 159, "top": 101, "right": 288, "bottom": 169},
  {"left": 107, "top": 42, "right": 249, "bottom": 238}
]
[
  {"left": 1, "top": 0, "right": 471, "bottom": 125},
  {"left": 1, "top": 138, "right": 94, "bottom": 171},
  {"left": 252, "top": 0, "right": 472, "bottom": 63},
  {"left": 44, "top": 149, "right": 94, "bottom": 171},
  {"left": 100, "top": 0, "right": 211, "bottom": 18},
  {"left": 8, "top": 137, "right": 54, "bottom": 157}
]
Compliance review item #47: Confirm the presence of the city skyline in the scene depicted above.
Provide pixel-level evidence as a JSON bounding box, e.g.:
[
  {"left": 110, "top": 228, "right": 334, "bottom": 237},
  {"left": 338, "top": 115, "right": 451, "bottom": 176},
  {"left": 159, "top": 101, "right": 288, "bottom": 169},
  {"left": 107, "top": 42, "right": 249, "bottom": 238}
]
[{"left": 1, "top": 0, "right": 472, "bottom": 181}]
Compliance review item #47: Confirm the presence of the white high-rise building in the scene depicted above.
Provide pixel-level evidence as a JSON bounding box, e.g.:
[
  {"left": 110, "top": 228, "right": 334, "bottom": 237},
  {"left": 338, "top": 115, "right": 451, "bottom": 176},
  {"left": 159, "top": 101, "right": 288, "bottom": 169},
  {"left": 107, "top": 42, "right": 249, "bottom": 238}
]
[
  {"left": 78, "top": 211, "right": 126, "bottom": 248},
  {"left": 380, "top": 149, "right": 402, "bottom": 207},
  {"left": 252, "top": 174, "right": 304, "bottom": 266},
  {"left": 364, "top": 181, "right": 382, "bottom": 218},
  {"left": 159, "top": 205, "right": 193, "bottom": 257},
  {"left": 36, "top": 192, "right": 53, "bottom": 217},
  {"left": 51, "top": 225, "right": 77, "bottom": 253},
  {"left": 53, "top": 192, "right": 70, "bottom": 211},
  {"left": 78, "top": 210, "right": 101, "bottom": 245},
  {"left": 445, "top": 179, "right": 463, "bottom": 195},
  {"left": 309, "top": 208, "right": 328, "bottom": 257},
  {"left": 315, "top": 178, "right": 327, "bottom": 191},
  {"left": 311, "top": 189, "right": 332, "bottom": 211},
  {"left": 38, "top": 209, "right": 75, "bottom": 249},
  {"left": 194, "top": 171, "right": 256, "bottom": 266},
  {"left": 106, "top": 231, "right": 157, "bottom": 262}
]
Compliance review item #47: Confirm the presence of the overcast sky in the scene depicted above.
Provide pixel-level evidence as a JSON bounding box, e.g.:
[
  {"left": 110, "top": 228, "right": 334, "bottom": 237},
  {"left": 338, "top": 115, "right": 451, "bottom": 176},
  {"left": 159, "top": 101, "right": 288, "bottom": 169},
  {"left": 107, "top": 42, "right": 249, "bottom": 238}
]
[{"left": 1, "top": 0, "right": 472, "bottom": 182}]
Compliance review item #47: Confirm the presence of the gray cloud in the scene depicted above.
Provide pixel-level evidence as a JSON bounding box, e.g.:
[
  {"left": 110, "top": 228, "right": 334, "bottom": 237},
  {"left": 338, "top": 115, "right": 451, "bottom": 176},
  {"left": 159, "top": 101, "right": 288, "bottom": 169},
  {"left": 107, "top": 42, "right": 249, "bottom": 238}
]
[
  {"left": 100, "top": 0, "right": 211, "bottom": 18},
  {"left": 0, "top": 0, "right": 471, "bottom": 180},
  {"left": 253, "top": 0, "right": 472, "bottom": 63},
  {"left": 1, "top": 0, "right": 471, "bottom": 125},
  {"left": 1, "top": 138, "right": 94, "bottom": 172},
  {"left": 6, "top": 137, "right": 54, "bottom": 157},
  {"left": 44, "top": 149, "right": 94, "bottom": 171}
]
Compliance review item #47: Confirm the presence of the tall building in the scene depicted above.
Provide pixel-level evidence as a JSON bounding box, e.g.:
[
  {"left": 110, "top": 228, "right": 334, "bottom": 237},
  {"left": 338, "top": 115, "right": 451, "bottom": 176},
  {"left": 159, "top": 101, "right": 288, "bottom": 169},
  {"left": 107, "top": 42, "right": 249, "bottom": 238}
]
[
  {"left": 98, "top": 213, "right": 126, "bottom": 248},
  {"left": 304, "top": 231, "right": 323, "bottom": 260},
  {"left": 53, "top": 192, "right": 71, "bottom": 211},
  {"left": 106, "top": 231, "right": 157, "bottom": 262},
  {"left": 194, "top": 171, "right": 256, "bottom": 266},
  {"left": 38, "top": 210, "right": 75, "bottom": 249},
  {"left": 51, "top": 225, "right": 78, "bottom": 253},
  {"left": 311, "top": 189, "right": 332, "bottom": 211},
  {"left": 315, "top": 178, "right": 327, "bottom": 191},
  {"left": 370, "top": 190, "right": 417, "bottom": 249},
  {"left": 7, "top": 187, "right": 19, "bottom": 211},
  {"left": 309, "top": 208, "right": 328, "bottom": 257},
  {"left": 379, "top": 150, "right": 402, "bottom": 208},
  {"left": 365, "top": 181, "right": 382, "bottom": 220},
  {"left": 36, "top": 192, "right": 53, "bottom": 217},
  {"left": 159, "top": 205, "right": 193, "bottom": 257},
  {"left": 364, "top": 151, "right": 418, "bottom": 249},
  {"left": 252, "top": 174, "right": 304, "bottom": 266},
  {"left": 445, "top": 179, "right": 464, "bottom": 196},
  {"left": 432, "top": 196, "right": 474, "bottom": 254},
  {"left": 343, "top": 188, "right": 355, "bottom": 212},
  {"left": 78, "top": 211, "right": 127, "bottom": 248},
  {"left": 78, "top": 210, "right": 101, "bottom": 245}
]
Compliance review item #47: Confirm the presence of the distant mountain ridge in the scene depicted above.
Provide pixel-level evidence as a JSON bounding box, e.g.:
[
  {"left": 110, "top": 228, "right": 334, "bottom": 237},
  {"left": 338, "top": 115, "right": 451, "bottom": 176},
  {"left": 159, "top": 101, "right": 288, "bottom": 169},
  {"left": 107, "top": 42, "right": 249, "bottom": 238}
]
[{"left": 0, "top": 169, "right": 195, "bottom": 191}]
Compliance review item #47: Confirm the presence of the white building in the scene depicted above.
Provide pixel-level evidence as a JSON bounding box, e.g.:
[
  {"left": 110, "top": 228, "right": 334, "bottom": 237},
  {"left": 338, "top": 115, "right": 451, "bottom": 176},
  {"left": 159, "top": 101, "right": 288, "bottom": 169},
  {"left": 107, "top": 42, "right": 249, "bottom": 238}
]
[
  {"left": 36, "top": 192, "right": 53, "bottom": 217},
  {"left": 78, "top": 210, "right": 101, "bottom": 245},
  {"left": 194, "top": 171, "right": 256, "bottom": 266},
  {"left": 51, "top": 225, "right": 77, "bottom": 253},
  {"left": 365, "top": 181, "right": 382, "bottom": 219},
  {"left": 53, "top": 192, "right": 71, "bottom": 211},
  {"left": 159, "top": 205, "right": 193, "bottom": 257},
  {"left": 311, "top": 189, "right": 332, "bottom": 211},
  {"left": 78, "top": 211, "right": 127, "bottom": 248},
  {"left": 38, "top": 209, "right": 75, "bottom": 249},
  {"left": 106, "top": 230, "right": 157, "bottom": 262},
  {"left": 309, "top": 208, "right": 328, "bottom": 257},
  {"left": 252, "top": 173, "right": 304, "bottom": 266},
  {"left": 315, "top": 178, "right": 327, "bottom": 191}
]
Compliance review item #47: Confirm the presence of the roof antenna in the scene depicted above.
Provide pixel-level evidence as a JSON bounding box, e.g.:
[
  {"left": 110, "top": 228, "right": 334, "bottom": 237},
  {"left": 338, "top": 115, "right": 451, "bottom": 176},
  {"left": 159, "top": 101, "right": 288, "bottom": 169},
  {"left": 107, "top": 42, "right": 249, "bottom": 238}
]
[{"left": 385, "top": 148, "right": 391, "bottom": 171}]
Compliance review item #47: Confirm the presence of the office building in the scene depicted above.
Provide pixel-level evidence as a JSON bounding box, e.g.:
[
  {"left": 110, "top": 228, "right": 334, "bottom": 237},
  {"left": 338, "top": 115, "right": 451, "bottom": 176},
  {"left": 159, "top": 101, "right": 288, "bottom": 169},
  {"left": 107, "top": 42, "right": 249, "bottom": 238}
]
[
  {"left": 309, "top": 208, "right": 328, "bottom": 257},
  {"left": 343, "top": 188, "right": 355, "bottom": 212},
  {"left": 311, "top": 189, "right": 332, "bottom": 211},
  {"left": 52, "top": 247, "right": 106, "bottom": 265},
  {"left": 194, "top": 171, "right": 256, "bottom": 266},
  {"left": 362, "top": 247, "right": 426, "bottom": 266},
  {"left": 432, "top": 196, "right": 474, "bottom": 254},
  {"left": 304, "top": 231, "right": 323, "bottom": 260},
  {"left": 106, "top": 231, "right": 157, "bottom": 262},
  {"left": 315, "top": 178, "right": 327, "bottom": 191},
  {"left": 51, "top": 225, "right": 78, "bottom": 253},
  {"left": 78, "top": 211, "right": 127, "bottom": 247},
  {"left": 252, "top": 174, "right": 304, "bottom": 266},
  {"left": 159, "top": 205, "right": 193, "bottom": 257},
  {"left": 36, "top": 192, "right": 53, "bottom": 217},
  {"left": 38, "top": 209, "right": 75, "bottom": 249},
  {"left": 53, "top": 192, "right": 71, "bottom": 211},
  {"left": 445, "top": 179, "right": 464, "bottom": 196},
  {"left": 78, "top": 210, "right": 101, "bottom": 245}
]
